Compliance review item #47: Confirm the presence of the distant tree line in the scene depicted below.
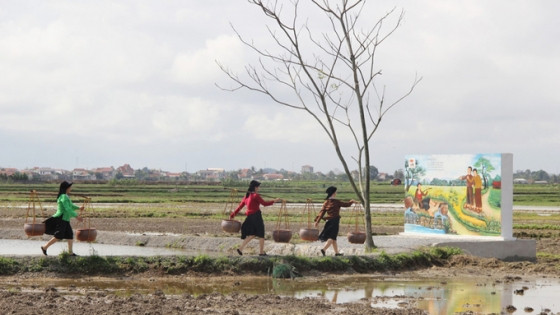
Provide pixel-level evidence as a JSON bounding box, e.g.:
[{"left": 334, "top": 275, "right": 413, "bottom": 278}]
[
  {"left": 513, "top": 169, "right": 559, "bottom": 183},
  {"left": 2, "top": 167, "right": 559, "bottom": 184},
  {"left": 0, "top": 172, "right": 29, "bottom": 182}
]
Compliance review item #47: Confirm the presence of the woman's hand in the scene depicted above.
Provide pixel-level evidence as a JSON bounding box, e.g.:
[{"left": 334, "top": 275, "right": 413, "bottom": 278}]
[
  {"left": 229, "top": 213, "right": 235, "bottom": 220},
  {"left": 79, "top": 206, "right": 85, "bottom": 211},
  {"left": 275, "top": 198, "right": 282, "bottom": 203},
  {"left": 314, "top": 221, "right": 319, "bottom": 228}
]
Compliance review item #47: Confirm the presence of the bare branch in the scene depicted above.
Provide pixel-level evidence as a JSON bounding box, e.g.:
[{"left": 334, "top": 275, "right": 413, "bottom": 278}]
[{"left": 218, "top": 0, "right": 421, "bottom": 249}]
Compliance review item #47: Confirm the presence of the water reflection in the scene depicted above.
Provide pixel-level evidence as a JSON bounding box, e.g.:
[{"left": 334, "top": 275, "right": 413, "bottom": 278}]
[
  {"left": 410, "top": 280, "right": 502, "bottom": 314},
  {"left": 9, "top": 275, "right": 558, "bottom": 314},
  {"left": 289, "top": 277, "right": 560, "bottom": 314}
]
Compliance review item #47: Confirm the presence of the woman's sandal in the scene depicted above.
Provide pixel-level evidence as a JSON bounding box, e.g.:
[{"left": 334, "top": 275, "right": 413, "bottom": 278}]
[
  {"left": 236, "top": 249, "right": 243, "bottom": 256},
  {"left": 258, "top": 253, "right": 267, "bottom": 256},
  {"left": 41, "top": 246, "right": 47, "bottom": 256},
  {"left": 320, "top": 249, "right": 326, "bottom": 256}
]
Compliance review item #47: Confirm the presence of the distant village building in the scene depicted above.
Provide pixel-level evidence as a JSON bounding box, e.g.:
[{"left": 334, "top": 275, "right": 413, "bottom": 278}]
[
  {"left": 38, "top": 167, "right": 56, "bottom": 177},
  {"left": 197, "top": 168, "right": 225, "bottom": 181},
  {"left": 238, "top": 168, "right": 252, "bottom": 180},
  {"left": 263, "top": 173, "right": 284, "bottom": 180},
  {"left": 92, "top": 167, "right": 116, "bottom": 180},
  {"left": 513, "top": 178, "right": 529, "bottom": 184},
  {"left": 0, "top": 168, "right": 18, "bottom": 176},
  {"left": 25, "top": 167, "right": 60, "bottom": 181},
  {"left": 117, "top": 164, "right": 135, "bottom": 178},
  {"left": 165, "top": 172, "right": 182, "bottom": 179},
  {"left": 72, "top": 168, "right": 95, "bottom": 181},
  {"left": 301, "top": 165, "right": 314, "bottom": 174},
  {"left": 56, "top": 169, "right": 73, "bottom": 181},
  {"left": 147, "top": 170, "right": 163, "bottom": 181}
]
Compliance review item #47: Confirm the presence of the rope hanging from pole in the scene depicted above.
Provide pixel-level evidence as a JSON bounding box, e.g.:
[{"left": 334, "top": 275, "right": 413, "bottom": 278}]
[
  {"left": 273, "top": 199, "right": 292, "bottom": 243},
  {"left": 221, "top": 189, "right": 241, "bottom": 233},
  {"left": 347, "top": 202, "right": 366, "bottom": 244},
  {"left": 75, "top": 196, "right": 97, "bottom": 242},
  {"left": 223, "top": 189, "right": 238, "bottom": 217},
  {"left": 24, "top": 190, "right": 46, "bottom": 237},
  {"left": 299, "top": 198, "right": 319, "bottom": 241}
]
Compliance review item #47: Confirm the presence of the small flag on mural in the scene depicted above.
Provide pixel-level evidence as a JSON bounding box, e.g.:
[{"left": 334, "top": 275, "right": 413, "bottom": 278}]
[{"left": 408, "top": 158, "right": 416, "bottom": 169}]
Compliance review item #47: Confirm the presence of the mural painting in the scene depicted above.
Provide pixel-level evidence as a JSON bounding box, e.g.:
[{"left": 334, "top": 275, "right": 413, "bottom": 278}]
[{"left": 403, "top": 154, "right": 503, "bottom": 236}]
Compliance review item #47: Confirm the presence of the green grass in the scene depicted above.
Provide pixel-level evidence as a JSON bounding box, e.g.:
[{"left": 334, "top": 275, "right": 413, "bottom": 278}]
[
  {"left": 0, "top": 257, "right": 19, "bottom": 274},
  {"left": 514, "top": 224, "right": 560, "bottom": 230},
  {"left": 3, "top": 181, "right": 560, "bottom": 205},
  {"left": 2, "top": 181, "right": 560, "bottom": 206},
  {"left": 512, "top": 184, "right": 560, "bottom": 206},
  {"left": 0, "top": 181, "right": 405, "bottom": 204},
  {"left": 0, "top": 248, "right": 462, "bottom": 276},
  {"left": 536, "top": 252, "right": 560, "bottom": 261},
  {"left": 488, "top": 187, "right": 501, "bottom": 208}
]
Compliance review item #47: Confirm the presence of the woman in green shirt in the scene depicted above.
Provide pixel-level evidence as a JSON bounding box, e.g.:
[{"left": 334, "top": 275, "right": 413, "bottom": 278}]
[{"left": 41, "top": 181, "right": 83, "bottom": 256}]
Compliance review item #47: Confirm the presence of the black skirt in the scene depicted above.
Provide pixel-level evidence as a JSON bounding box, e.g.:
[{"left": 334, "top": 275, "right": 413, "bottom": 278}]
[
  {"left": 241, "top": 211, "right": 265, "bottom": 239},
  {"left": 318, "top": 217, "right": 340, "bottom": 241},
  {"left": 421, "top": 198, "right": 431, "bottom": 211},
  {"left": 43, "top": 216, "right": 74, "bottom": 240}
]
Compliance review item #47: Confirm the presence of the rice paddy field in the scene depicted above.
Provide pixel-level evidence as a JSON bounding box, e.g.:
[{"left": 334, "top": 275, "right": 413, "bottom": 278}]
[{"left": 0, "top": 180, "right": 558, "bottom": 205}]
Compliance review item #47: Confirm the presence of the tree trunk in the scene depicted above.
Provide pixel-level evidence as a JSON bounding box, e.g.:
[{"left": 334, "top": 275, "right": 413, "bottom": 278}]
[{"left": 219, "top": 0, "right": 420, "bottom": 250}]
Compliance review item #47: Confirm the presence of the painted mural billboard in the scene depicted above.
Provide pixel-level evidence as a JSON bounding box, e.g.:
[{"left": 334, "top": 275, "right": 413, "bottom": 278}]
[{"left": 403, "top": 153, "right": 505, "bottom": 236}]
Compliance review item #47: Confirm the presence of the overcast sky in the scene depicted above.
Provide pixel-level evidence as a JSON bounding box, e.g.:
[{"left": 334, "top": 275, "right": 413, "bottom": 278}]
[{"left": 1, "top": 1, "right": 559, "bottom": 175}]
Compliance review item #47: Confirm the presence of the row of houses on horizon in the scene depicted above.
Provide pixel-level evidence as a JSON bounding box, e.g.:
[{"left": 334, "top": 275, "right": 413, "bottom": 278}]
[{"left": 0, "top": 164, "right": 332, "bottom": 182}]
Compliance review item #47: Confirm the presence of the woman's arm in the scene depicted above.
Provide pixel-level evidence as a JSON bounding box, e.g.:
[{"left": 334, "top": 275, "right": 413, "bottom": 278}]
[
  {"left": 339, "top": 199, "right": 355, "bottom": 208},
  {"left": 230, "top": 198, "right": 246, "bottom": 219},
  {"left": 314, "top": 203, "right": 328, "bottom": 226},
  {"left": 255, "top": 194, "right": 276, "bottom": 207}
]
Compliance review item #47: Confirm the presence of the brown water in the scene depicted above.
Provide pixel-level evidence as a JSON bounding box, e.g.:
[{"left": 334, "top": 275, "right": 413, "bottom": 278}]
[{"left": 8, "top": 275, "right": 560, "bottom": 314}]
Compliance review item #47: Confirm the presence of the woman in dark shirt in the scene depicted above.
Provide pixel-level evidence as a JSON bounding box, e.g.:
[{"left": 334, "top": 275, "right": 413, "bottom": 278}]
[{"left": 314, "top": 186, "right": 355, "bottom": 256}]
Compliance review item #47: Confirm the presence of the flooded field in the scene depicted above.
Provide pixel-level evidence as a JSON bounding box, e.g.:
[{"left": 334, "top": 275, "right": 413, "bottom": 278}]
[
  {"left": 3, "top": 275, "right": 559, "bottom": 314},
  {"left": 2, "top": 199, "right": 560, "bottom": 314}
]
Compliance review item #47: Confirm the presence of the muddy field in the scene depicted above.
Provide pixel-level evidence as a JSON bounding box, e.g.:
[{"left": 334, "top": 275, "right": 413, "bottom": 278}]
[
  {"left": 2, "top": 207, "right": 560, "bottom": 314},
  {"left": 0, "top": 290, "right": 427, "bottom": 315}
]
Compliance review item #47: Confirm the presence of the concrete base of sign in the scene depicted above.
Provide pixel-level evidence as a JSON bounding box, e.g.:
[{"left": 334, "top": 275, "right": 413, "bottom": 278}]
[
  {"left": 400, "top": 233, "right": 536, "bottom": 261},
  {"left": 434, "top": 239, "right": 536, "bottom": 261}
]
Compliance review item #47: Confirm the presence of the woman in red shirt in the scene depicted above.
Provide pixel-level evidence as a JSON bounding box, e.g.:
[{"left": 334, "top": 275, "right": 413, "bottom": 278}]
[
  {"left": 314, "top": 186, "right": 355, "bottom": 256},
  {"left": 230, "top": 180, "right": 281, "bottom": 256},
  {"left": 414, "top": 183, "right": 431, "bottom": 210}
]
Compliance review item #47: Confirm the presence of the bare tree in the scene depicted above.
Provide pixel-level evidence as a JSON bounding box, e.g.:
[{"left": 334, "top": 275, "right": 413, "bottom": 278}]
[
  {"left": 218, "top": 0, "right": 421, "bottom": 249},
  {"left": 404, "top": 160, "right": 426, "bottom": 193}
]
